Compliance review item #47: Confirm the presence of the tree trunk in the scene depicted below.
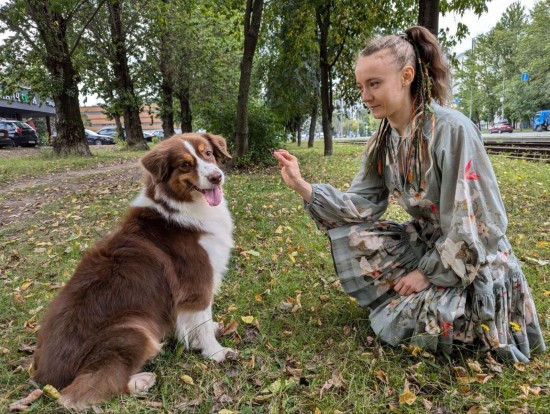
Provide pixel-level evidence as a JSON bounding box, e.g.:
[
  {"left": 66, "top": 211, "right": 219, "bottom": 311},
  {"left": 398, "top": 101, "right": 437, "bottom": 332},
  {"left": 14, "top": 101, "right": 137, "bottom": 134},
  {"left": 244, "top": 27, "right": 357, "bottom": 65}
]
[
  {"left": 159, "top": 35, "right": 176, "bottom": 139},
  {"left": 296, "top": 117, "right": 302, "bottom": 146},
  {"left": 177, "top": 84, "right": 193, "bottom": 133},
  {"left": 308, "top": 94, "right": 318, "bottom": 148},
  {"left": 24, "top": 1, "right": 90, "bottom": 156},
  {"left": 418, "top": 0, "right": 440, "bottom": 35},
  {"left": 316, "top": 4, "right": 333, "bottom": 156},
  {"left": 233, "top": 0, "right": 264, "bottom": 163},
  {"left": 107, "top": 0, "right": 147, "bottom": 150}
]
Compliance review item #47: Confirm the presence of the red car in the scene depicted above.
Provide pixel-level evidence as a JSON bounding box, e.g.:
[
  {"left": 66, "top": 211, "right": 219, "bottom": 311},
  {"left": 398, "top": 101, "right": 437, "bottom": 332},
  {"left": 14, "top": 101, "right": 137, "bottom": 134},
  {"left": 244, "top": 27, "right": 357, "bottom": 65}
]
[{"left": 489, "top": 122, "right": 514, "bottom": 134}]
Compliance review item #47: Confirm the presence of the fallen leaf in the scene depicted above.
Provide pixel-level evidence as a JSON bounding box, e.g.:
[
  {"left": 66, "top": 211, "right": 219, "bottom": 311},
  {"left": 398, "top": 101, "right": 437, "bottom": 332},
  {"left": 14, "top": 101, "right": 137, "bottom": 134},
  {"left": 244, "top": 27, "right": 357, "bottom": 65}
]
[
  {"left": 467, "top": 406, "right": 490, "bottom": 414},
  {"left": 181, "top": 375, "right": 194, "bottom": 385},
  {"left": 467, "top": 359, "right": 483, "bottom": 373},
  {"left": 221, "top": 320, "right": 238, "bottom": 336},
  {"left": 241, "top": 315, "right": 254, "bottom": 324},
  {"left": 514, "top": 362, "right": 526, "bottom": 372},
  {"left": 42, "top": 384, "right": 60, "bottom": 399},
  {"left": 375, "top": 369, "right": 389, "bottom": 384},
  {"left": 399, "top": 381, "right": 417, "bottom": 406}
]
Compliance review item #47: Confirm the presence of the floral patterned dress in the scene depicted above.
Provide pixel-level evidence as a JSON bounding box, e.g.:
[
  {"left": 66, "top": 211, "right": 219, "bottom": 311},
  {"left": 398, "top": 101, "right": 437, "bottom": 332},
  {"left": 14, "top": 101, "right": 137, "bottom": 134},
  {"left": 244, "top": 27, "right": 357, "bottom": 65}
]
[{"left": 304, "top": 102, "right": 546, "bottom": 362}]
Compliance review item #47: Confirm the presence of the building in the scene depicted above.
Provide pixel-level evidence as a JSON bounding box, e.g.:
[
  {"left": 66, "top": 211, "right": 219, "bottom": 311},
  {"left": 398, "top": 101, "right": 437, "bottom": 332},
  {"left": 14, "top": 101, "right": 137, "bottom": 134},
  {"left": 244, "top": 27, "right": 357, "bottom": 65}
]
[
  {"left": 80, "top": 105, "right": 162, "bottom": 132},
  {"left": 0, "top": 86, "right": 56, "bottom": 135}
]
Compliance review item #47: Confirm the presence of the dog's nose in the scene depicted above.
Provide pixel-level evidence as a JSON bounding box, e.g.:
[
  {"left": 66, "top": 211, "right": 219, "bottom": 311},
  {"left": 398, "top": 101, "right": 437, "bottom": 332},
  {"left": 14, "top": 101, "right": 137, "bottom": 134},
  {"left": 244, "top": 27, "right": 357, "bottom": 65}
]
[{"left": 208, "top": 173, "right": 222, "bottom": 185}]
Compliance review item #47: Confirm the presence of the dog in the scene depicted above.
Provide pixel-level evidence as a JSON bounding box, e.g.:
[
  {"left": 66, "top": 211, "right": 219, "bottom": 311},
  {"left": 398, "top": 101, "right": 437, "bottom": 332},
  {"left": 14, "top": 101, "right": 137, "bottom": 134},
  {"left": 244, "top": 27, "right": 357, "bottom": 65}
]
[{"left": 32, "top": 133, "right": 235, "bottom": 410}]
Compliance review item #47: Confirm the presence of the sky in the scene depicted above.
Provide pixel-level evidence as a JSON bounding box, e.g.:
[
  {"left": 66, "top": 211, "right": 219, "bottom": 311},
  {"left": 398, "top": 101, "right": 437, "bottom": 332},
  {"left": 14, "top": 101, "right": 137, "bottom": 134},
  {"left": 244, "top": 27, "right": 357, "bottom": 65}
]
[{"left": 439, "top": 0, "right": 537, "bottom": 54}]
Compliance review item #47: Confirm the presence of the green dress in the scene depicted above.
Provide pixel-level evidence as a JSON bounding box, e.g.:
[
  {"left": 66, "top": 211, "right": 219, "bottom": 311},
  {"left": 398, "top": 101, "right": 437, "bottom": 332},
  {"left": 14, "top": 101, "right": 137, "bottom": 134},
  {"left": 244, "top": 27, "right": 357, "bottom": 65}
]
[{"left": 304, "top": 102, "right": 546, "bottom": 362}]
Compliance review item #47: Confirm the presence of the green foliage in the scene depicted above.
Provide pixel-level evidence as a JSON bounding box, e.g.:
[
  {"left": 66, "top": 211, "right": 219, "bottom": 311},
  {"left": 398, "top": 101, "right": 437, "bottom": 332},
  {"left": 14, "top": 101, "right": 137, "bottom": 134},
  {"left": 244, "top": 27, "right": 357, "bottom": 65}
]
[
  {"left": 453, "top": 0, "right": 550, "bottom": 125},
  {"left": 205, "top": 99, "right": 285, "bottom": 168}
]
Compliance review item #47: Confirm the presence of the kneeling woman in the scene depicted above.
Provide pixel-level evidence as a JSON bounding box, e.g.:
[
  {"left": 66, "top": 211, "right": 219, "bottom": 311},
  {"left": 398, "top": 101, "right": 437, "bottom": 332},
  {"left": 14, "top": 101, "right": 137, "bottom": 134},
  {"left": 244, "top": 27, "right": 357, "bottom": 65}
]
[{"left": 273, "top": 26, "right": 546, "bottom": 362}]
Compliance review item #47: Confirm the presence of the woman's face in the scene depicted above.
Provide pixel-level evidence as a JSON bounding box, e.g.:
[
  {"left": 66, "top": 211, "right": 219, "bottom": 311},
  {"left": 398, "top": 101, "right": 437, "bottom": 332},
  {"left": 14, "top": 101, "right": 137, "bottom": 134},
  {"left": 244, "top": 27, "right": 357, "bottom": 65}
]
[{"left": 355, "top": 51, "right": 414, "bottom": 121}]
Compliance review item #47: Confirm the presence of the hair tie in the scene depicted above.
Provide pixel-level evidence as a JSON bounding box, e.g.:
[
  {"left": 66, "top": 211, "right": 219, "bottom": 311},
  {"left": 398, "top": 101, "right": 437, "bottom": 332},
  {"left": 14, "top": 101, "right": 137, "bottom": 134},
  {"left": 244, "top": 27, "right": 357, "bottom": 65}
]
[{"left": 397, "top": 32, "right": 412, "bottom": 44}]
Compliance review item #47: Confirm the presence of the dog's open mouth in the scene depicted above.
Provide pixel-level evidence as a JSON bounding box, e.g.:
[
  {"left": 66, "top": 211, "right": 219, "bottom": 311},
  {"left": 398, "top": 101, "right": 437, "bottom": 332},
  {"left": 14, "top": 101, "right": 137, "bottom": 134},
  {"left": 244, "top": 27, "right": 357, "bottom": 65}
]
[{"left": 193, "top": 185, "right": 222, "bottom": 206}]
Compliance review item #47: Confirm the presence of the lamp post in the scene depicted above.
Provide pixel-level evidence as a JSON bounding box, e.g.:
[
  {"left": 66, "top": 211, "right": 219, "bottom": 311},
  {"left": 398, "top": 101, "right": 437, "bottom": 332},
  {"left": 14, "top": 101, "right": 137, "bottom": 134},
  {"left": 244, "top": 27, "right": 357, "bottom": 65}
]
[
  {"left": 500, "top": 57, "right": 505, "bottom": 121},
  {"left": 469, "top": 37, "right": 476, "bottom": 119}
]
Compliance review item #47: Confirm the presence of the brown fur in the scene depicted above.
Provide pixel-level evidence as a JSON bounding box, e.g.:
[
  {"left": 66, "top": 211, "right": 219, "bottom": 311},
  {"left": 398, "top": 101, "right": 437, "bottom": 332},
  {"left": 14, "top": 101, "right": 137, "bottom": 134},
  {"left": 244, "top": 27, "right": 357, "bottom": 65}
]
[{"left": 32, "top": 133, "right": 232, "bottom": 409}]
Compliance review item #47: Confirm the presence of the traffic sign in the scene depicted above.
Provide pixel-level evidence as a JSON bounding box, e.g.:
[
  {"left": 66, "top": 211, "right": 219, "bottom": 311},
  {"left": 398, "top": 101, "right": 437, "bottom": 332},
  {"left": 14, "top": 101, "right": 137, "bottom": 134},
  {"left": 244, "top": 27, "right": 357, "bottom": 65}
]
[{"left": 521, "top": 72, "right": 529, "bottom": 82}]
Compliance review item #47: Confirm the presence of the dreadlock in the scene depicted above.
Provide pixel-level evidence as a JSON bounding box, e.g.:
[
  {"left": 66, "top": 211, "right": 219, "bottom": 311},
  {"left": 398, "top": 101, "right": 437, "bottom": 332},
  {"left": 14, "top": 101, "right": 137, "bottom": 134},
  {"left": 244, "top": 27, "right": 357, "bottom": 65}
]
[{"left": 360, "top": 26, "right": 450, "bottom": 191}]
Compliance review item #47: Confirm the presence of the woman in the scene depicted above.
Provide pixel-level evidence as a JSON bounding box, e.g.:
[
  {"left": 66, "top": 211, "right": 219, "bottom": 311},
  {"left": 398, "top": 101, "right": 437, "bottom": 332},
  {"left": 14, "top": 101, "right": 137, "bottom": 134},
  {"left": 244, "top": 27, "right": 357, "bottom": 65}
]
[{"left": 272, "top": 26, "right": 546, "bottom": 362}]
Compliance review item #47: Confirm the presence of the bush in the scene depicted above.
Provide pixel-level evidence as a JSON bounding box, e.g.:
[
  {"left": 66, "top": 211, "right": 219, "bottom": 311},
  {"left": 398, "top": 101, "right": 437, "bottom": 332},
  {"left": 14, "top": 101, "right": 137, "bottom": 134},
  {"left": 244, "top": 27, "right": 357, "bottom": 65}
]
[{"left": 204, "top": 99, "right": 285, "bottom": 168}]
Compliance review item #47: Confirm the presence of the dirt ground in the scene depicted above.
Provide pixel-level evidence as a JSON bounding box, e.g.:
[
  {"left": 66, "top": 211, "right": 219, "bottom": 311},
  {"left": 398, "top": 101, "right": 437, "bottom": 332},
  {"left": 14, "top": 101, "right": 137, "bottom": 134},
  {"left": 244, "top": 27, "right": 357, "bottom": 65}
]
[{"left": 0, "top": 147, "right": 141, "bottom": 227}]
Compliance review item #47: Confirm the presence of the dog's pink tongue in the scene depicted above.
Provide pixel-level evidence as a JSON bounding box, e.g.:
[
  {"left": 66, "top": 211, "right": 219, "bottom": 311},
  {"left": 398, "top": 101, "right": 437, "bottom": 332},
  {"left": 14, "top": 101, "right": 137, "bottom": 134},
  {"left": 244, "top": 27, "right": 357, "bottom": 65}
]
[{"left": 204, "top": 186, "right": 222, "bottom": 206}]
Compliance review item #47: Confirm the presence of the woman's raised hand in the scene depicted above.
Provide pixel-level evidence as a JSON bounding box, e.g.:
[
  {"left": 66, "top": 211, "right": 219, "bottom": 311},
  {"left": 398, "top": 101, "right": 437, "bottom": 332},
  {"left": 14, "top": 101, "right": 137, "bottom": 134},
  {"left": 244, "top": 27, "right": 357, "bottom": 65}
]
[{"left": 272, "top": 149, "right": 313, "bottom": 203}]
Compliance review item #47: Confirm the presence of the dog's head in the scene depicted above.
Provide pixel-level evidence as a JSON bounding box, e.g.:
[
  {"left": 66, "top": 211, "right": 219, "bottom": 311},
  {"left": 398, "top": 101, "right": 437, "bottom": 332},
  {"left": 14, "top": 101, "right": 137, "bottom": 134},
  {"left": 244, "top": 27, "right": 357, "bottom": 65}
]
[{"left": 140, "top": 133, "right": 232, "bottom": 206}]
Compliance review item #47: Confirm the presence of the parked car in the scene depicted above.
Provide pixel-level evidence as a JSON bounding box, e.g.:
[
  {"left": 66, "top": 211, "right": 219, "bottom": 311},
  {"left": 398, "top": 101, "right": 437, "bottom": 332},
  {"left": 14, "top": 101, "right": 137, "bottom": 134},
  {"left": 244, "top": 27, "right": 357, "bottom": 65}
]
[
  {"left": 85, "top": 129, "right": 115, "bottom": 145},
  {"left": 95, "top": 126, "right": 120, "bottom": 137},
  {"left": 0, "top": 119, "right": 38, "bottom": 146},
  {"left": 96, "top": 126, "right": 153, "bottom": 142},
  {"left": 489, "top": 122, "right": 513, "bottom": 134},
  {"left": 0, "top": 128, "right": 14, "bottom": 148},
  {"left": 143, "top": 131, "right": 154, "bottom": 142},
  {"left": 149, "top": 128, "right": 183, "bottom": 140}
]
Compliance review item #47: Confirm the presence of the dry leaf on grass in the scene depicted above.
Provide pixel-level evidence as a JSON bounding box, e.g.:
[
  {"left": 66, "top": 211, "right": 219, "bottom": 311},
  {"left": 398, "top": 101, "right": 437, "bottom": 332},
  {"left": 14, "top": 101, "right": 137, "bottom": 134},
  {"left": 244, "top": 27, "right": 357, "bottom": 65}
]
[
  {"left": 319, "top": 371, "right": 347, "bottom": 398},
  {"left": 398, "top": 379, "right": 417, "bottom": 406}
]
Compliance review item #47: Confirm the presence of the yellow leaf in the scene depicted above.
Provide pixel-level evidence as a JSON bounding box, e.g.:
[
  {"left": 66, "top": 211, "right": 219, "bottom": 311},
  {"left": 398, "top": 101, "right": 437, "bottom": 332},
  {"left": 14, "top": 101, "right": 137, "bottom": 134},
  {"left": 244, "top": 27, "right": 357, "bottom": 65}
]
[
  {"left": 180, "top": 375, "right": 194, "bottom": 385},
  {"left": 514, "top": 362, "right": 526, "bottom": 372},
  {"left": 510, "top": 322, "right": 522, "bottom": 332},
  {"left": 241, "top": 315, "right": 254, "bottom": 324},
  {"left": 43, "top": 384, "right": 60, "bottom": 399},
  {"left": 219, "top": 410, "right": 236, "bottom": 414},
  {"left": 21, "top": 281, "right": 33, "bottom": 291},
  {"left": 314, "top": 408, "right": 321, "bottom": 414},
  {"left": 399, "top": 388, "right": 417, "bottom": 405},
  {"left": 481, "top": 324, "right": 490, "bottom": 331},
  {"left": 275, "top": 226, "right": 283, "bottom": 234},
  {"left": 255, "top": 294, "right": 263, "bottom": 302}
]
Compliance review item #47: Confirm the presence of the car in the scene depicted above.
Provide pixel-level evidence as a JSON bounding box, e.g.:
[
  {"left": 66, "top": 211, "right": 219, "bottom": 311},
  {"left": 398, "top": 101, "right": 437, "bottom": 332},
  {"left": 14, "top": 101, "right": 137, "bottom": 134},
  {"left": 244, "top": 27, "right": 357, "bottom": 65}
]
[
  {"left": 0, "top": 119, "right": 39, "bottom": 146},
  {"left": 85, "top": 129, "right": 115, "bottom": 145},
  {"left": 143, "top": 131, "right": 154, "bottom": 142},
  {"left": 95, "top": 126, "right": 119, "bottom": 137},
  {"left": 489, "top": 122, "right": 513, "bottom": 134},
  {"left": 0, "top": 128, "right": 14, "bottom": 148},
  {"left": 149, "top": 128, "right": 183, "bottom": 140},
  {"left": 97, "top": 126, "right": 154, "bottom": 142}
]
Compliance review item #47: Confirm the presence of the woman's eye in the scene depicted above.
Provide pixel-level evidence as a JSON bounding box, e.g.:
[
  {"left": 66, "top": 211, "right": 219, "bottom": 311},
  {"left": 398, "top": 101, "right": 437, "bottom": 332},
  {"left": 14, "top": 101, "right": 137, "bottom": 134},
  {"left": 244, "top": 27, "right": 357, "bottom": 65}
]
[{"left": 370, "top": 81, "right": 379, "bottom": 88}]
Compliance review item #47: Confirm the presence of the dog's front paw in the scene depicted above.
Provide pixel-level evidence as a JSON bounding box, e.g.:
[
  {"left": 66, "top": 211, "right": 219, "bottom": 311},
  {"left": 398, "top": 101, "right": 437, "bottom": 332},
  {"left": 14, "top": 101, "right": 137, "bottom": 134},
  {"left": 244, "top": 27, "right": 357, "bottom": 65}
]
[{"left": 206, "top": 346, "right": 239, "bottom": 363}]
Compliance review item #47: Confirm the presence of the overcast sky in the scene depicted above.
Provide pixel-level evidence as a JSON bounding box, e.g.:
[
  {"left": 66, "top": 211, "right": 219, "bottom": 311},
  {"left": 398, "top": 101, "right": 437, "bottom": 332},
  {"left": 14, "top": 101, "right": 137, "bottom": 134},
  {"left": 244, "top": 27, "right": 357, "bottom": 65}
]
[{"left": 440, "top": 0, "right": 537, "bottom": 54}]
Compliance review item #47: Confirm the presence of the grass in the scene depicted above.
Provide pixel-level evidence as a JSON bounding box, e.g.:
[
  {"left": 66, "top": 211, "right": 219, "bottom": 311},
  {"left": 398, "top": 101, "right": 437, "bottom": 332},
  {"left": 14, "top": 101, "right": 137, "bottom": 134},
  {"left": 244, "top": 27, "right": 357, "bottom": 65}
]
[
  {"left": 1, "top": 144, "right": 549, "bottom": 413},
  {"left": 0, "top": 146, "right": 144, "bottom": 184}
]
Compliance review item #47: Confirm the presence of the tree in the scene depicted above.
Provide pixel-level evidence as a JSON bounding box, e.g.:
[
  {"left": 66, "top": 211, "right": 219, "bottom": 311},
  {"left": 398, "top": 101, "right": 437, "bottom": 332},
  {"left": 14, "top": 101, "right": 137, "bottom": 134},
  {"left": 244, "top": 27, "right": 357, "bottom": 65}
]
[
  {"left": 234, "top": 0, "right": 264, "bottom": 163},
  {"left": 106, "top": 0, "right": 147, "bottom": 149},
  {"left": 0, "top": 0, "right": 104, "bottom": 156}
]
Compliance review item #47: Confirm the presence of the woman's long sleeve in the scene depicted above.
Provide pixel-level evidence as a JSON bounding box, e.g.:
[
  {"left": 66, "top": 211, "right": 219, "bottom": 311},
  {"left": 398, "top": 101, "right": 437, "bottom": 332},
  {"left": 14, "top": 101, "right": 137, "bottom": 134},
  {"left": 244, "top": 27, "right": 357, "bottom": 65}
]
[{"left": 303, "top": 155, "right": 390, "bottom": 231}]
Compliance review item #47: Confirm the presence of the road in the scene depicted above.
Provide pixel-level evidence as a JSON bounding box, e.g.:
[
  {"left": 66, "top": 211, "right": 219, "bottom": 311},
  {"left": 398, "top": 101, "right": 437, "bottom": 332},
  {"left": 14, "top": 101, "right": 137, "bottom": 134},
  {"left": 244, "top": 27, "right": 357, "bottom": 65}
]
[{"left": 482, "top": 131, "right": 550, "bottom": 139}]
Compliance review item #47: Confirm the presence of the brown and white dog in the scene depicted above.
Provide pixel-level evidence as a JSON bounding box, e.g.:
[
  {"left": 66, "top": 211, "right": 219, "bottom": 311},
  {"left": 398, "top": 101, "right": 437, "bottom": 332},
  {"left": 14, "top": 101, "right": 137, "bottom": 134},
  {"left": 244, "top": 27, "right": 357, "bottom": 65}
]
[{"left": 32, "top": 133, "right": 235, "bottom": 410}]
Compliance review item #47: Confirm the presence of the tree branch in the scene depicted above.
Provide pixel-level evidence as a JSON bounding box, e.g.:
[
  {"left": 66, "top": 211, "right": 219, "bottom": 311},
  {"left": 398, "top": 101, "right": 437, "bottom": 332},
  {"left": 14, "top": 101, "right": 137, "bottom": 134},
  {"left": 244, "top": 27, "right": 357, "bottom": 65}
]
[{"left": 69, "top": 0, "right": 108, "bottom": 57}]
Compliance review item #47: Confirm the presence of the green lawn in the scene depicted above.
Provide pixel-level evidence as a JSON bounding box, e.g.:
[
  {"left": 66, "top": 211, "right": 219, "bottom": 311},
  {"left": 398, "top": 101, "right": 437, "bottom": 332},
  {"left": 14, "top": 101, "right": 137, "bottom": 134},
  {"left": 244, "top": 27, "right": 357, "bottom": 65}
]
[{"left": 1, "top": 144, "right": 549, "bottom": 413}]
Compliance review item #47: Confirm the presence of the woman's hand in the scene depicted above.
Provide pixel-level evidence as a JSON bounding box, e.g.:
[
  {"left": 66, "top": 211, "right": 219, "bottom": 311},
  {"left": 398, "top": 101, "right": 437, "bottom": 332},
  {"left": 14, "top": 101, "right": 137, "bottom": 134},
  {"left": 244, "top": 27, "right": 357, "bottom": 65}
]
[
  {"left": 393, "top": 270, "right": 431, "bottom": 296},
  {"left": 272, "top": 149, "right": 313, "bottom": 202}
]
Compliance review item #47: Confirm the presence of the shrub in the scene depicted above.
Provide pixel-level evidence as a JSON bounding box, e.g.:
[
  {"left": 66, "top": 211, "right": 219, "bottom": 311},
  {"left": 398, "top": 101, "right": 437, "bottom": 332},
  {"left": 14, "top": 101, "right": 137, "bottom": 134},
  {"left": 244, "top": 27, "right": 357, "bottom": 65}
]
[{"left": 204, "top": 99, "right": 285, "bottom": 168}]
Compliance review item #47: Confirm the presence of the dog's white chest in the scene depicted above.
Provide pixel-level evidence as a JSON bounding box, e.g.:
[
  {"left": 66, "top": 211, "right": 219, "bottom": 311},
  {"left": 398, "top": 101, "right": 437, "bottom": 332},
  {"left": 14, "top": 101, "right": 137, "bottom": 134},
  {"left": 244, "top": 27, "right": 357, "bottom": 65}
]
[{"left": 198, "top": 204, "right": 233, "bottom": 293}]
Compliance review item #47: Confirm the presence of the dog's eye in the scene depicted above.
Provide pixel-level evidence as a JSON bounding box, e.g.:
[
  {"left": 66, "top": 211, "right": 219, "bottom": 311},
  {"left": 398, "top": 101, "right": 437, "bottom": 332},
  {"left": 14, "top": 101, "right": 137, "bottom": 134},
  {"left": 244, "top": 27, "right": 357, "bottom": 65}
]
[
  {"left": 180, "top": 161, "right": 191, "bottom": 169},
  {"left": 205, "top": 150, "right": 213, "bottom": 158}
]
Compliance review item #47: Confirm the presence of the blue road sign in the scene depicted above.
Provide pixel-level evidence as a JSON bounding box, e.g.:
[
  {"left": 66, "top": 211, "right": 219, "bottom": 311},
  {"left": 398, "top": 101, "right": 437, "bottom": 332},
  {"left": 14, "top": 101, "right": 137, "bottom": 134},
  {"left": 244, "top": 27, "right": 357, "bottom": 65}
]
[{"left": 521, "top": 72, "right": 529, "bottom": 82}]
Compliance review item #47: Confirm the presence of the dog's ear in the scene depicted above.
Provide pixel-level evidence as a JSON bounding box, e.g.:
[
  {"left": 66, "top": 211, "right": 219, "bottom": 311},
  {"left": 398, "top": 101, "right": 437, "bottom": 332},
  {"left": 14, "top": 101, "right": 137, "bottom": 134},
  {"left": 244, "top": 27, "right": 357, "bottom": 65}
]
[
  {"left": 203, "top": 133, "right": 232, "bottom": 160},
  {"left": 140, "top": 147, "right": 172, "bottom": 182}
]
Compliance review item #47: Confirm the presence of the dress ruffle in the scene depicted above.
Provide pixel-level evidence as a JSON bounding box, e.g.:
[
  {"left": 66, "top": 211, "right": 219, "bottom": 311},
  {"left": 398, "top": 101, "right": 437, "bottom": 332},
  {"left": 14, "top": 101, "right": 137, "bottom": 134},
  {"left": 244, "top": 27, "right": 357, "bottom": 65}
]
[{"left": 329, "top": 219, "right": 546, "bottom": 362}]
